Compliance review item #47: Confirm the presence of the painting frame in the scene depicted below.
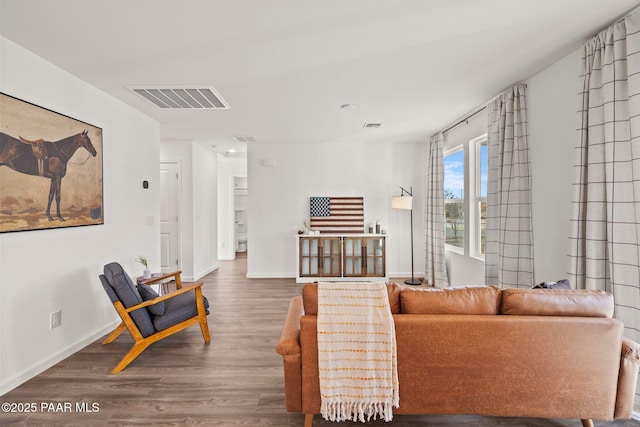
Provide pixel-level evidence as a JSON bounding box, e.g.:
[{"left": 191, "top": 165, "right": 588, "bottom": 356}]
[{"left": 0, "top": 92, "right": 104, "bottom": 233}]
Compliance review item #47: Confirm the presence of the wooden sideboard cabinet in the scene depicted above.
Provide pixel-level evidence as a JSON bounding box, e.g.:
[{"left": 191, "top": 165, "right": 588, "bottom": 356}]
[{"left": 296, "top": 234, "right": 387, "bottom": 283}]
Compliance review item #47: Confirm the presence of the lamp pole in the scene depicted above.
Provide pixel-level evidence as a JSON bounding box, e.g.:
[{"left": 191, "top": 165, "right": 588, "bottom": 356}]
[
  {"left": 408, "top": 196, "right": 416, "bottom": 285},
  {"left": 395, "top": 186, "right": 422, "bottom": 285}
]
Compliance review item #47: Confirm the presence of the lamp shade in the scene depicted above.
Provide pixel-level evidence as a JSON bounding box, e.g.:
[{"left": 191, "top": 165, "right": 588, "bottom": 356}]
[{"left": 392, "top": 195, "right": 412, "bottom": 210}]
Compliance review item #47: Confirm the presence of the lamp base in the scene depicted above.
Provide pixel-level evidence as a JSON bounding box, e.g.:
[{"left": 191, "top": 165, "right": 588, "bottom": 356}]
[{"left": 404, "top": 278, "right": 423, "bottom": 286}]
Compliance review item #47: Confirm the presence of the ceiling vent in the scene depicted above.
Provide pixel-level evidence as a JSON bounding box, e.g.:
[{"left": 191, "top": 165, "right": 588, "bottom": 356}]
[
  {"left": 128, "top": 86, "right": 229, "bottom": 109},
  {"left": 363, "top": 123, "right": 382, "bottom": 128},
  {"left": 233, "top": 136, "right": 257, "bottom": 143}
]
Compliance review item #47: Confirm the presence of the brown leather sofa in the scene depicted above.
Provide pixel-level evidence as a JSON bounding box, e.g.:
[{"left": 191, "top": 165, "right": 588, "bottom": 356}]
[{"left": 276, "top": 284, "right": 640, "bottom": 427}]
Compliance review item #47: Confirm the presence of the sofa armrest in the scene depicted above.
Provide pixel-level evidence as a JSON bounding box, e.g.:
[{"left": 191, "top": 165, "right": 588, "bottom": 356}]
[
  {"left": 276, "top": 296, "right": 304, "bottom": 413},
  {"left": 615, "top": 338, "right": 640, "bottom": 419},
  {"left": 277, "top": 296, "right": 303, "bottom": 355}
]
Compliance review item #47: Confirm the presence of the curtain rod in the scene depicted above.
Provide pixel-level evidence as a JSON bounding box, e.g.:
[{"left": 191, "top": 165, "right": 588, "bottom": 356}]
[{"left": 442, "top": 105, "right": 487, "bottom": 134}]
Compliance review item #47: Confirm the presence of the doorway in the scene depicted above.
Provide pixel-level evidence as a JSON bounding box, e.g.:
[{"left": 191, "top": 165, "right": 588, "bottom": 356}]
[
  {"left": 233, "top": 175, "right": 248, "bottom": 256},
  {"left": 160, "top": 162, "right": 181, "bottom": 273}
]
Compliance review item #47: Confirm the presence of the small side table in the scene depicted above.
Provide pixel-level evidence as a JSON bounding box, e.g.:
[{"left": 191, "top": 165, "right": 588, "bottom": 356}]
[{"left": 137, "top": 273, "right": 172, "bottom": 295}]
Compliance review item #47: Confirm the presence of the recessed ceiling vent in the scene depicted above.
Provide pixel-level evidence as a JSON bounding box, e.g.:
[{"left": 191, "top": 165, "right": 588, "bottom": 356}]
[
  {"left": 363, "top": 123, "right": 382, "bottom": 128},
  {"left": 233, "top": 136, "right": 257, "bottom": 143},
  {"left": 128, "top": 86, "right": 229, "bottom": 109}
]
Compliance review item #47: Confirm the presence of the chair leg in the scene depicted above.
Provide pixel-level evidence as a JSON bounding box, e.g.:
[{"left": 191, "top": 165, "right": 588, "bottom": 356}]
[
  {"left": 103, "top": 322, "right": 126, "bottom": 345},
  {"left": 581, "top": 420, "right": 594, "bottom": 427},
  {"left": 195, "top": 287, "right": 211, "bottom": 343},
  {"left": 304, "top": 413, "right": 313, "bottom": 427},
  {"left": 199, "top": 314, "right": 211, "bottom": 343},
  {"left": 111, "top": 340, "right": 152, "bottom": 374}
]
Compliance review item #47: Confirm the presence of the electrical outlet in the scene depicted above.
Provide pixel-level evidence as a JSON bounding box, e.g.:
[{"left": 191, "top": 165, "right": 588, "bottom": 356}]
[{"left": 50, "top": 310, "right": 61, "bottom": 329}]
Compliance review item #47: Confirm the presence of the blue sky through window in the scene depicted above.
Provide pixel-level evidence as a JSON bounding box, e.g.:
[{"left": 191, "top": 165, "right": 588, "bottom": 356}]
[
  {"left": 444, "top": 150, "right": 464, "bottom": 198},
  {"left": 444, "top": 143, "right": 488, "bottom": 198},
  {"left": 479, "top": 142, "right": 488, "bottom": 197}
]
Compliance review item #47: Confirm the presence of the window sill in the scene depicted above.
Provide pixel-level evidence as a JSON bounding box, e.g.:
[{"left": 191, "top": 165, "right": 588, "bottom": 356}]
[{"left": 445, "top": 245, "right": 464, "bottom": 255}]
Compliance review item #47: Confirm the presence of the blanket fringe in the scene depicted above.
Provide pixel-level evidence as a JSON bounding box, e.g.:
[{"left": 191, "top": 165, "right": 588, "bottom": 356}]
[{"left": 321, "top": 400, "right": 398, "bottom": 423}]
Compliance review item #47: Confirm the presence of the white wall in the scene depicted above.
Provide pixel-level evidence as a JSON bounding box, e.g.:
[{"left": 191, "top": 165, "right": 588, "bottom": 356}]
[
  {"left": 247, "top": 140, "right": 426, "bottom": 279},
  {"left": 159, "top": 140, "right": 218, "bottom": 280},
  {"left": 0, "top": 37, "right": 160, "bottom": 394},
  {"left": 527, "top": 49, "right": 579, "bottom": 283},
  {"left": 192, "top": 143, "right": 218, "bottom": 278},
  {"left": 217, "top": 155, "right": 247, "bottom": 260}
]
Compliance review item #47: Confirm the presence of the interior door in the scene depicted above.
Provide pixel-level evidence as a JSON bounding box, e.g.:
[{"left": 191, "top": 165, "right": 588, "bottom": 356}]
[{"left": 160, "top": 162, "right": 180, "bottom": 273}]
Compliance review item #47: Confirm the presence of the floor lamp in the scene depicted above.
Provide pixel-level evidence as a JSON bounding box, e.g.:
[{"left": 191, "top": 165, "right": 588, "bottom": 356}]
[{"left": 392, "top": 186, "right": 422, "bottom": 285}]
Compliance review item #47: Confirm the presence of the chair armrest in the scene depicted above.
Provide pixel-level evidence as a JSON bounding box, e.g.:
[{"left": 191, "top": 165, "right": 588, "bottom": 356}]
[
  {"left": 139, "top": 270, "right": 184, "bottom": 289},
  {"left": 276, "top": 296, "right": 303, "bottom": 356},
  {"left": 125, "top": 282, "right": 204, "bottom": 312}
]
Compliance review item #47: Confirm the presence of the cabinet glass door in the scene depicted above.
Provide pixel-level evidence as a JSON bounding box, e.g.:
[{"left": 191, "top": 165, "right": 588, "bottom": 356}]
[
  {"left": 343, "top": 237, "right": 363, "bottom": 276},
  {"left": 320, "top": 237, "right": 342, "bottom": 277},
  {"left": 365, "top": 237, "right": 386, "bottom": 277},
  {"left": 300, "top": 237, "right": 343, "bottom": 277},
  {"left": 299, "top": 237, "right": 319, "bottom": 276}
]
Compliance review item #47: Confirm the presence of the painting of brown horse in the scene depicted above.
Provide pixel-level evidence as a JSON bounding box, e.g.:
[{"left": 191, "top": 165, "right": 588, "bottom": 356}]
[
  {"left": 0, "top": 92, "right": 103, "bottom": 233},
  {"left": 0, "top": 131, "right": 98, "bottom": 222}
]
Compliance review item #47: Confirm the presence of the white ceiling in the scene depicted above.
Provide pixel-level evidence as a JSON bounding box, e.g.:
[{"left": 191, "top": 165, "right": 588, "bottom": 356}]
[{"left": 2, "top": 0, "right": 639, "bottom": 155}]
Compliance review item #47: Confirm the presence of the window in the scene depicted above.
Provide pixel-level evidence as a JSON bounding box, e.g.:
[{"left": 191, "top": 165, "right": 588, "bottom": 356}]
[
  {"left": 444, "top": 134, "right": 488, "bottom": 258},
  {"left": 444, "top": 149, "right": 464, "bottom": 250},
  {"left": 476, "top": 138, "right": 488, "bottom": 255}
]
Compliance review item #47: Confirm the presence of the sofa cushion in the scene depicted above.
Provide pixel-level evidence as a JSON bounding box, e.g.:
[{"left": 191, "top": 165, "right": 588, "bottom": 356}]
[
  {"left": 302, "top": 282, "right": 401, "bottom": 315},
  {"left": 137, "top": 284, "right": 165, "bottom": 316},
  {"left": 400, "top": 286, "right": 501, "bottom": 314},
  {"left": 500, "top": 288, "right": 614, "bottom": 317}
]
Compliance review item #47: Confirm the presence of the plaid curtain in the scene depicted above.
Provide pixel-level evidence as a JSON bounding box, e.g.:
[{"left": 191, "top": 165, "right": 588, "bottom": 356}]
[
  {"left": 485, "top": 84, "right": 534, "bottom": 288},
  {"left": 569, "top": 13, "right": 640, "bottom": 353},
  {"left": 424, "top": 133, "right": 449, "bottom": 287}
]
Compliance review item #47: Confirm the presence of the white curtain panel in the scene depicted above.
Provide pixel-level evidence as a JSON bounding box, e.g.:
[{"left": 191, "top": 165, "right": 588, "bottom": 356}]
[
  {"left": 485, "top": 84, "right": 534, "bottom": 288},
  {"left": 569, "top": 12, "right": 640, "bottom": 347},
  {"left": 424, "top": 133, "right": 449, "bottom": 287}
]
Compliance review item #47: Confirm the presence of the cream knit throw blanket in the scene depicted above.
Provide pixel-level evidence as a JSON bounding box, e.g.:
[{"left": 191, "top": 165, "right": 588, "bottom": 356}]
[{"left": 317, "top": 281, "right": 399, "bottom": 423}]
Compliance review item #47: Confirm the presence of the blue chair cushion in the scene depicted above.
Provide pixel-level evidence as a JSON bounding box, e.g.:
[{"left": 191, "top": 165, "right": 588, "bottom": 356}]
[
  {"left": 103, "top": 262, "right": 155, "bottom": 338},
  {"left": 137, "top": 284, "right": 165, "bottom": 316},
  {"left": 153, "top": 290, "right": 209, "bottom": 332}
]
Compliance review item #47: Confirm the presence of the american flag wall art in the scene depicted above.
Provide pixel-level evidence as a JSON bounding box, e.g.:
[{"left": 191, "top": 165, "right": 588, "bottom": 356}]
[{"left": 309, "top": 197, "right": 364, "bottom": 234}]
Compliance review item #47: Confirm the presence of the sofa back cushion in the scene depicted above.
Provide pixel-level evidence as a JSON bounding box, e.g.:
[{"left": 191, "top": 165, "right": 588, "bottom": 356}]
[
  {"left": 400, "top": 286, "right": 501, "bottom": 314},
  {"left": 500, "top": 288, "right": 614, "bottom": 317},
  {"left": 302, "top": 282, "right": 401, "bottom": 315}
]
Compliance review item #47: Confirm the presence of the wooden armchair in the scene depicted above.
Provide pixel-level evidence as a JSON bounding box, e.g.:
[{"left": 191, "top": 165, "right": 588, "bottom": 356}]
[{"left": 99, "top": 262, "right": 211, "bottom": 374}]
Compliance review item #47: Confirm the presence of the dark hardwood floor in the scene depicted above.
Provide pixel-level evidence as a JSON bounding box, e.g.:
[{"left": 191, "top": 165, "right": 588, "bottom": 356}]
[{"left": 1, "top": 254, "right": 638, "bottom": 426}]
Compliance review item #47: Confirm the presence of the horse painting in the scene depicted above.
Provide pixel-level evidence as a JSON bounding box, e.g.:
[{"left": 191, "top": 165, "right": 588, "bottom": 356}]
[{"left": 0, "top": 130, "right": 98, "bottom": 222}]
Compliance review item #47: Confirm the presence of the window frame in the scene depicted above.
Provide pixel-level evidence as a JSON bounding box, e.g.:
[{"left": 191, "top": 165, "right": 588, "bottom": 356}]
[
  {"left": 444, "top": 133, "right": 488, "bottom": 260},
  {"left": 471, "top": 134, "right": 487, "bottom": 260}
]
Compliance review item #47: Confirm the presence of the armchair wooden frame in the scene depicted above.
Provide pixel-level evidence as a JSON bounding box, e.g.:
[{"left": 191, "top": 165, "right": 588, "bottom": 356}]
[{"left": 102, "top": 270, "right": 210, "bottom": 374}]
